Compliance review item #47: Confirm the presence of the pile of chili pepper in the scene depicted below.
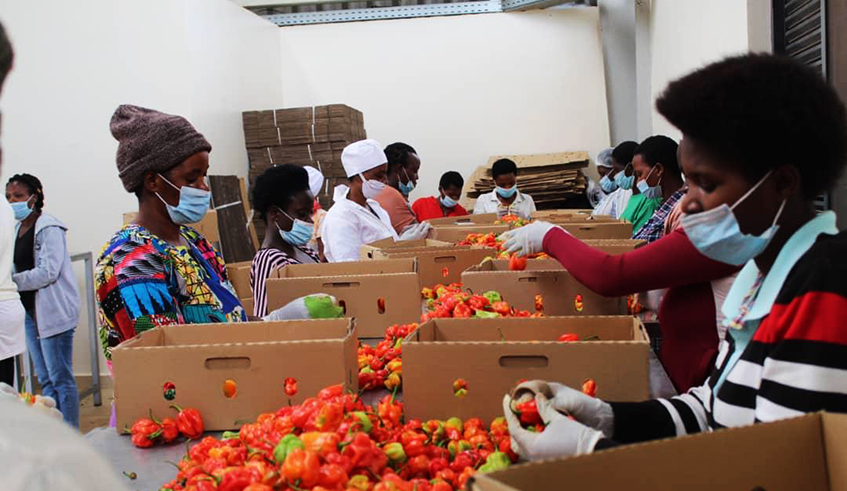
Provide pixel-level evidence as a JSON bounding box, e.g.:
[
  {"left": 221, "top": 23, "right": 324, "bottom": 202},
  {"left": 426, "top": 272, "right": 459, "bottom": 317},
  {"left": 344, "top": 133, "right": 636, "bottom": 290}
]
[
  {"left": 492, "top": 214, "right": 531, "bottom": 228},
  {"left": 129, "top": 405, "right": 205, "bottom": 448},
  {"left": 357, "top": 323, "right": 415, "bottom": 392},
  {"left": 158, "top": 383, "right": 517, "bottom": 491},
  {"left": 509, "top": 379, "right": 598, "bottom": 433},
  {"left": 455, "top": 233, "right": 549, "bottom": 260},
  {"left": 420, "top": 283, "right": 540, "bottom": 323}
]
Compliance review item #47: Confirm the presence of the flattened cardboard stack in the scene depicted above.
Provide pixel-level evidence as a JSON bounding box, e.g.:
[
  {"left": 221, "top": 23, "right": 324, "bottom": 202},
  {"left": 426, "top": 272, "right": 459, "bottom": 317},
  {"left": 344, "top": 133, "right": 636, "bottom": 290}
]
[
  {"left": 463, "top": 152, "right": 590, "bottom": 210},
  {"left": 242, "top": 104, "right": 367, "bottom": 241}
]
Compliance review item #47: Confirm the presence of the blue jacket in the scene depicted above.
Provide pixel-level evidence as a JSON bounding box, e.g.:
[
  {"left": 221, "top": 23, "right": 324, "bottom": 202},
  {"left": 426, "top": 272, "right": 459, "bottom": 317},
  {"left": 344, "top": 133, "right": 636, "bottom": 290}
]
[{"left": 12, "top": 213, "right": 80, "bottom": 337}]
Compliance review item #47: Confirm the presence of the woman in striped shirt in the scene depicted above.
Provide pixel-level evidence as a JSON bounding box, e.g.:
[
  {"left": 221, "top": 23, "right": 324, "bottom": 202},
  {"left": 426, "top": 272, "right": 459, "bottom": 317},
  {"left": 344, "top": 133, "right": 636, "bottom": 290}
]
[
  {"left": 250, "top": 165, "right": 321, "bottom": 317},
  {"left": 502, "top": 53, "right": 847, "bottom": 459}
]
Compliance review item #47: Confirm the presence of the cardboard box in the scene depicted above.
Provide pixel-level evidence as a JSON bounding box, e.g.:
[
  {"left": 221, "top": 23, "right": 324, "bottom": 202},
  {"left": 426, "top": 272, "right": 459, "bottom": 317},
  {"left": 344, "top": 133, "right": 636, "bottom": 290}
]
[
  {"left": 424, "top": 213, "right": 499, "bottom": 226},
  {"left": 556, "top": 221, "right": 632, "bottom": 239},
  {"left": 403, "top": 316, "right": 650, "bottom": 422},
  {"left": 112, "top": 319, "right": 358, "bottom": 431},
  {"left": 470, "top": 412, "right": 847, "bottom": 491},
  {"left": 241, "top": 296, "right": 254, "bottom": 317},
  {"left": 583, "top": 239, "right": 646, "bottom": 254},
  {"left": 431, "top": 225, "right": 510, "bottom": 244},
  {"left": 123, "top": 210, "right": 220, "bottom": 243},
  {"left": 462, "top": 259, "right": 627, "bottom": 316},
  {"left": 532, "top": 209, "right": 594, "bottom": 218},
  {"left": 360, "top": 238, "right": 453, "bottom": 256},
  {"left": 360, "top": 238, "right": 497, "bottom": 290},
  {"left": 265, "top": 259, "right": 420, "bottom": 337},
  {"left": 536, "top": 213, "right": 618, "bottom": 222},
  {"left": 225, "top": 261, "right": 252, "bottom": 301}
]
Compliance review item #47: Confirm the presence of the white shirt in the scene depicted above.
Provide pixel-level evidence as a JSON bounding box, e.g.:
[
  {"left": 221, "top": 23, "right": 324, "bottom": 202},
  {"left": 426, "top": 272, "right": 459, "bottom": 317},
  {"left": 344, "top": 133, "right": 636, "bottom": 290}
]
[
  {"left": 592, "top": 188, "right": 632, "bottom": 219},
  {"left": 472, "top": 190, "right": 536, "bottom": 219},
  {"left": 321, "top": 185, "right": 399, "bottom": 262},
  {"left": 0, "top": 199, "right": 24, "bottom": 359}
]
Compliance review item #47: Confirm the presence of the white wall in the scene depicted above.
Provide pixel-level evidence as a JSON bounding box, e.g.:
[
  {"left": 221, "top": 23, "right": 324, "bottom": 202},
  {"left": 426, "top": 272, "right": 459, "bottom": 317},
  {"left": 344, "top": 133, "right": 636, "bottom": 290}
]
[
  {"left": 0, "top": 0, "right": 284, "bottom": 375},
  {"left": 599, "top": 0, "right": 637, "bottom": 143},
  {"left": 648, "top": 0, "right": 751, "bottom": 139},
  {"left": 278, "top": 8, "right": 611, "bottom": 201}
]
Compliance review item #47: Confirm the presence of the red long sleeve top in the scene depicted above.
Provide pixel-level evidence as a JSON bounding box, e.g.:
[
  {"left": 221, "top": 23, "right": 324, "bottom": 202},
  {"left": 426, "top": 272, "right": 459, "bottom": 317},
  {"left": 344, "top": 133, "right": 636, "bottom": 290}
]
[{"left": 542, "top": 227, "right": 741, "bottom": 392}]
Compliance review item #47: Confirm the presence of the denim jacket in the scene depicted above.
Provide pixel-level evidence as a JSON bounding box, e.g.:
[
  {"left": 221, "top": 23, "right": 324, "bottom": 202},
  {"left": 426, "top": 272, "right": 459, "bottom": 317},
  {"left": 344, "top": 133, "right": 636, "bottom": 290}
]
[{"left": 12, "top": 213, "right": 80, "bottom": 337}]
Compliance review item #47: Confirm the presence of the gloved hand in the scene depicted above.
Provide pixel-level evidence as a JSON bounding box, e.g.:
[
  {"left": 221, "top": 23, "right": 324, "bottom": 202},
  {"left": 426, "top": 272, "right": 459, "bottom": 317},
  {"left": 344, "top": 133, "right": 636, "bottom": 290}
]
[
  {"left": 502, "top": 394, "right": 604, "bottom": 460},
  {"left": 263, "top": 294, "right": 344, "bottom": 321},
  {"left": 515, "top": 380, "right": 614, "bottom": 437},
  {"left": 399, "top": 222, "right": 432, "bottom": 241},
  {"left": 501, "top": 221, "right": 557, "bottom": 257}
]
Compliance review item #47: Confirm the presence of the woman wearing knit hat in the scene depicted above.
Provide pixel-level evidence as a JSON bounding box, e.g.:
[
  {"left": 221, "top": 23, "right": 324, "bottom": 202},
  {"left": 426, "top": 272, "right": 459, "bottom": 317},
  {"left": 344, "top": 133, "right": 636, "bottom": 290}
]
[{"left": 95, "top": 105, "right": 247, "bottom": 365}]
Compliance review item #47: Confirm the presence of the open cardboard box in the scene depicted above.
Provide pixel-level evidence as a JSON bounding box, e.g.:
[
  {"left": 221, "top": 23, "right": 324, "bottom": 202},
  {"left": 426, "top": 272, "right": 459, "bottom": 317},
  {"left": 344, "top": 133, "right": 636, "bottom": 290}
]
[
  {"left": 123, "top": 210, "right": 220, "bottom": 243},
  {"left": 532, "top": 209, "right": 595, "bottom": 218},
  {"left": 470, "top": 412, "right": 847, "bottom": 491},
  {"left": 225, "top": 260, "right": 252, "bottom": 301},
  {"left": 582, "top": 239, "right": 646, "bottom": 254},
  {"left": 403, "top": 316, "right": 650, "bottom": 422},
  {"left": 424, "top": 213, "right": 499, "bottom": 226},
  {"left": 556, "top": 221, "right": 633, "bottom": 239},
  {"left": 431, "top": 225, "right": 510, "bottom": 244},
  {"left": 265, "top": 259, "right": 420, "bottom": 337},
  {"left": 462, "top": 259, "right": 627, "bottom": 316},
  {"left": 111, "top": 319, "right": 358, "bottom": 431},
  {"left": 360, "top": 238, "right": 497, "bottom": 290},
  {"left": 360, "top": 238, "right": 453, "bottom": 255}
]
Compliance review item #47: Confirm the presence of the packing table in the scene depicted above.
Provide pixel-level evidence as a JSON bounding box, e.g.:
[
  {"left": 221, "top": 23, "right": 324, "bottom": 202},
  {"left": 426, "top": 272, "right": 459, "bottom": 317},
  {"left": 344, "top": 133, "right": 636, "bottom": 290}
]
[{"left": 85, "top": 354, "right": 676, "bottom": 490}]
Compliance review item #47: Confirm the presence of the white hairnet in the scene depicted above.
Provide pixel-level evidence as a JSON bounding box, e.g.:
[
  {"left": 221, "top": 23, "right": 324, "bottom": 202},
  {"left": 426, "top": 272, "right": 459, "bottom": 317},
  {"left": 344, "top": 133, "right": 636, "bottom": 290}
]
[
  {"left": 596, "top": 147, "right": 614, "bottom": 169},
  {"left": 304, "top": 165, "right": 325, "bottom": 197},
  {"left": 341, "top": 139, "right": 387, "bottom": 178}
]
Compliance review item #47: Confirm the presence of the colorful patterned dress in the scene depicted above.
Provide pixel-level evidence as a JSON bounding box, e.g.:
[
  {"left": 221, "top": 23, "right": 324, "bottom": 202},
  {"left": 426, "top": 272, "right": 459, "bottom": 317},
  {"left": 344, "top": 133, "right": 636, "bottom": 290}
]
[{"left": 95, "top": 224, "right": 246, "bottom": 360}]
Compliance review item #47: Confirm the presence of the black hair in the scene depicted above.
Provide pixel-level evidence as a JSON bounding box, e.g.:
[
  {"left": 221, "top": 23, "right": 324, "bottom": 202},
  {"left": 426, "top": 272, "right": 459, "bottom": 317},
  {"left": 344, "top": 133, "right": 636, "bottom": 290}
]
[
  {"left": 252, "top": 164, "right": 310, "bottom": 222},
  {"left": 492, "top": 159, "right": 518, "bottom": 179},
  {"left": 0, "top": 22, "right": 13, "bottom": 93},
  {"left": 439, "top": 171, "right": 464, "bottom": 190},
  {"left": 656, "top": 53, "right": 847, "bottom": 199},
  {"left": 612, "top": 141, "right": 638, "bottom": 167},
  {"left": 7, "top": 174, "right": 44, "bottom": 211},
  {"left": 634, "top": 135, "right": 680, "bottom": 178},
  {"left": 384, "top": 142, "right": 417, "bottom": 172}
]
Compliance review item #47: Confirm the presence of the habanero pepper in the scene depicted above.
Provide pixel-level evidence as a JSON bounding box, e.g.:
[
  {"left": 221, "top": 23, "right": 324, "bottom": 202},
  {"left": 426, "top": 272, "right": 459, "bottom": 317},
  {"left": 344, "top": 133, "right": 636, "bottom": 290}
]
[
  {"left": 467, "top": 295, "right": 489, "bottom": 311},
  {"left": 491, "top": 301, "right": 511, "bottom": 316},
  {"left": 130, "top": 418, "right": 162, "bottom": 448},
  {"left": 515, "top": 400, "right": 542, "bottom": 426},
  {"left": 317, "top": 463, "right": 349, "bottom": 490},
  {"left": 170, "top": 405, "right": 205, "bottom": 440},
  {"left": 282, "top": 449, "right": 321, "bottom": 488},
  {"left": 452, "top": 303, "right": 472, "bottom": 318}
]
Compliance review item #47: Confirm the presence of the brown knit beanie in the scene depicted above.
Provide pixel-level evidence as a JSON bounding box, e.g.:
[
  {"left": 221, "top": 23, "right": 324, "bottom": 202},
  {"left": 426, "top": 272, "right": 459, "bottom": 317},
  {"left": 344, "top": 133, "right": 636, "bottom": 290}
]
[{"left": 110, "top": 104, "right": 212, "bottom": 193}]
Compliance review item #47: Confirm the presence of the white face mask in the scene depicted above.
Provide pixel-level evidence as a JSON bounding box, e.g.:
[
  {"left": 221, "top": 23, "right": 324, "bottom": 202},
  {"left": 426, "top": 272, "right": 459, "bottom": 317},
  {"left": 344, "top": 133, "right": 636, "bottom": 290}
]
[{"left": 359, "top": 174, "right": 385, "bottom": 200}]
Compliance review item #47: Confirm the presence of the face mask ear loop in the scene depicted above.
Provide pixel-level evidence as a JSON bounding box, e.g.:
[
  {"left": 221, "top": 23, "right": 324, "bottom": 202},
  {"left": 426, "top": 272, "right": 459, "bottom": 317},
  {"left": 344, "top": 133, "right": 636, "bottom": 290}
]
[
  {"left": 157, "top": 173, "right": 181, "bottom": 192},
  {"left": 730, "top": 170, "right": 774, "bottom": 212},
  {"left": 771, "top": 199, "right": 787, "bottom": 228}
]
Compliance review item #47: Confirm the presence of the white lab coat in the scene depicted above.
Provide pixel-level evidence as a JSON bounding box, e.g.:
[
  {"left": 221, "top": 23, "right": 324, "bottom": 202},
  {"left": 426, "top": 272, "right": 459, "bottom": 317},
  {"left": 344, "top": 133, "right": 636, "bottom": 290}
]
[
  {"left": 472, "top": 190, "right": 536, "bottom": 219},
  {"left": 321, "top": 185, "right": 399, "bottom": 262},
  {"left": 0, "top": 199, "right": 24, "bottom": 360},
  {"left": 592, "top": 188, "right": 632, "bottom": 219}
]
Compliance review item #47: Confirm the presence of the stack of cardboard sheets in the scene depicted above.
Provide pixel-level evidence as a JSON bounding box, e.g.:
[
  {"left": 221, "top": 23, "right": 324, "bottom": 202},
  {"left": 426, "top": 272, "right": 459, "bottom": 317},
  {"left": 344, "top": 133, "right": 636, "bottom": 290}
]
[
  {"left": 463, "top": 151, "right": 590, "bottom": 210},
  {"left": 242, "top": 104, "right": 367, "bottom": 241}
]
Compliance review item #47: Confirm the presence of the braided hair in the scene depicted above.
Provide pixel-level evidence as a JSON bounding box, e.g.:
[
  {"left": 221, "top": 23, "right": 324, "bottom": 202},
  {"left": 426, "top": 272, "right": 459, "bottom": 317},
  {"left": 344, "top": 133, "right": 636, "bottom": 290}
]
[{"left": 7, "top": 174, "right": 44, "bottom": 211}]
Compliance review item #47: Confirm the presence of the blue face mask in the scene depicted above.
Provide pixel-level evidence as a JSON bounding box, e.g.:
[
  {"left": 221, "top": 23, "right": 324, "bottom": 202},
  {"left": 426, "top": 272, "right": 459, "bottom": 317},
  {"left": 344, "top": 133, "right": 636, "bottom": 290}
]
[
  {"left": 681, "top": 171, "right": 785, "bottom": 266},
  {"left": 615, "top": 165, "right": 635, "bottom": 190},
  {"left": 11, "top": 197, "right": 34, "bottom": 221},
  {"left": 496, "top": 186, "right": 517, "bottom": 199},
  {"left": 599, "top": 175, "right": 618, "bottom": 193},
  {"left": 399, "top": 168, "right": 416, "bottom": 196},
  {"left": 440, "top": 194, "right": 458, "bottom": 208},
  {"left": 278, "top": 208, "right": 314, "bottom": 247},
  {"left": 636, "top": 166, "right": 662, "bottom": 199},
  {"left": 156, "top": 174, "right": 211, "bottom": 225}
]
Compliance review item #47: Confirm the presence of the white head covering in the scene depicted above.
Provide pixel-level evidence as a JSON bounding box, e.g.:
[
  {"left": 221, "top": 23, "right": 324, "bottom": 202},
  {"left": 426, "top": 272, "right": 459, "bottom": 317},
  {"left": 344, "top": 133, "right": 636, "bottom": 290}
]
[
  {"left": 342, "top": 139, "right": 387, "bottom": 178},
  {"left": 596, "top": 147, "right": 614, "bottom": 169},
  {"left": 304, "top": 165, "right": 325, "bottom": 197}
]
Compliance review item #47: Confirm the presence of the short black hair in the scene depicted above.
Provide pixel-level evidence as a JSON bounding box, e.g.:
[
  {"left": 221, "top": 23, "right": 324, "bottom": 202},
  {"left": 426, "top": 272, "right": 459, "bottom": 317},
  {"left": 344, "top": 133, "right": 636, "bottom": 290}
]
[
  {"left": 492, "top": 159, "right": 518, "bottom": 179},
  {"left": 384, "top": 142, "right": 417, "bottom": 172},
  {"left": 612, "top": 141, "right": 638, "bottom": 167},
  {"left": 7, "top": 173, "right": 44, "bottom": 211},
  {"left": 657, "top": 53, "right": 847, "bottom": 199},
  {"left": 439, "top": 171, "right": 464, "bottom": 190},
  {"left": 252, "top": 164, "right": 310, "bottom": 222},
  {"left": 634, "top": 135, "right": 680, "bottom": 179}
]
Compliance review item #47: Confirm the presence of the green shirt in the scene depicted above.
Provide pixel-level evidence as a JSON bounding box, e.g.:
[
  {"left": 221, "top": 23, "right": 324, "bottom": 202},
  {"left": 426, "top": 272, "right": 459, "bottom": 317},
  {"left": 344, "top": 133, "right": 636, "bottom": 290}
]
[{"left": 619, "top": 194, "right": 662, "bottom": 236}]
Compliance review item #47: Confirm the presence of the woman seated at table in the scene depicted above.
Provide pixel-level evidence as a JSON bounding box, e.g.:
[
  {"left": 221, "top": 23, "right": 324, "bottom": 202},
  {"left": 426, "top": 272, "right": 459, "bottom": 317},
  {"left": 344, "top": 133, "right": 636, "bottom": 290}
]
[
  {"left": 412, "top": 171, "right": 468, "bottom": 221},
  {"left": 250, "top": 164, "right": 321, "bottom": 317},
  {"left": 473, "top": 158, "right": 536, "bottom": 219},
  {"left": 96, "top": 105, "right": 246, "bottom": 364}
]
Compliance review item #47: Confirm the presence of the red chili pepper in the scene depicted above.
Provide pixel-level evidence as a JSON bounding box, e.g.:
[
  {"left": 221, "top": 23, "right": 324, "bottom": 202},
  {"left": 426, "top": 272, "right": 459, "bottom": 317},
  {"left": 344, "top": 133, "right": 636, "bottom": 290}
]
[
  {"left": 171, "top": 405, "right": 205, "bottom": 439},
  {"left": 284, "top": 377, "right": 298, "bottom": 397},
  {"left": 427, "top": 457, "right": 449, "bottom": 479},
  {"left": 282, "top": 449, "right": 321, "bottom": 488},
  {"left": 449, "top": 451, "right": 474, "bottom": 473},
  {"left": 317, "top": 463, "right": 349, "bottom": 489},
  {"left": 218, "top": 466, "right": 263, "bottom": 491},
  {"left": 558, "top": 333, "right": 580, "bottom": 342},
  {"left": 467, "top": 295, "right": 489, "bottom": 311},
  {"left": 160, "top": 417, "right": 180, "bottom": 443},
  {"left": 509, "top": 254, "right": 527, "bottom": 271},
  {"left": 582, "top": 378, "right": 597, "bottom": 397},
  {"left": 516, "top": 400, "right": 542, "bottom": 426},
  {"left": 491, "top": 301, "right": 511, "bottom": 316},
  {"left": 452, "top": 303, "right": 473, "bottom": 318},
  {"left": 129, "top": 418, "right": 162, "bottom": 448}
]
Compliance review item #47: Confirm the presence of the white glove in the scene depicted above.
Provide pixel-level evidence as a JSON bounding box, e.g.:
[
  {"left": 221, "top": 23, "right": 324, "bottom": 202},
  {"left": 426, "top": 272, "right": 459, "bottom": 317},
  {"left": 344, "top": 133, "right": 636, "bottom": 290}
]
[
  {"left": 399, "top": 222, "right": 432, "bottom": 241},
  {"left": 502, "top": 394, "right": 604, "bottom": 461},
  {"left": 501, "top": 221, "right": 556, "bottom": 257},
  {"left": 516, "top": 380, "right": 614, "bottom": 437},
  {"left": 264, "top": 294, "right": 344, "bottom": 321}
]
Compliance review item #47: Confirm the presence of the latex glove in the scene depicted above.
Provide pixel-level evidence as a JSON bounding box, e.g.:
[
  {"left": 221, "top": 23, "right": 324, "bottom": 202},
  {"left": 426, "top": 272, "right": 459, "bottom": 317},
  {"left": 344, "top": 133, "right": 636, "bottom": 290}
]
[
  {"left": 502, "top": 394, "right": 604, "bottom": 460},
  {"left": 264, "top": 294, "right": 344, "bottom": 321},
  {"left": 515, "top": 380, "right": 614, "bottom": 437},
  {"left": 399, "top": 222, "right": 432, "bottom": 241},
  {"left": 501, "top": 221, "right": 556, "bottom": 257}
]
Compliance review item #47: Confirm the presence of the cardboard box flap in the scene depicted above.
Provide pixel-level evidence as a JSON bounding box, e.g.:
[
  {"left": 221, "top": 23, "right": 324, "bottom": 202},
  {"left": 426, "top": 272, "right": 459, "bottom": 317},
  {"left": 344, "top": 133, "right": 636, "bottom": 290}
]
[
  {"left": 424, "top": 213, "right": 498, "bottom": 226},
  {"left": 471, "top": 413, "right": 845, "bottom": 491},
  {"left": 411, "top": 317, "right": 647, "bottom": 343},
  {"left": 150, "top": 319, "right": 354, "bottom": 346},
  {"left": 362, "top": 238, "right": 452, "bottom": 251},
  {"left": 824, "top": 413, "right": 847, "bottom": 491},
  {"left": 465, "top": 259, "right": 564, "bottom": 273},
  {"left": 276, "top": 258, "right": 417, "bottom": 278}
]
